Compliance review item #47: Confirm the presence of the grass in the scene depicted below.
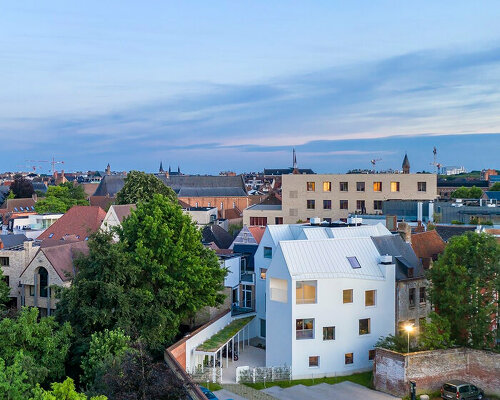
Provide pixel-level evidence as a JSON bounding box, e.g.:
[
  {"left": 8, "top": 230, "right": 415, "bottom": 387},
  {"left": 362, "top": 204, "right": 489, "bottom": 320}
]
[
  {"left": 197, "top": 316, "right": 255, "bottom": 352},
  {"left": 204, "top": 382, "right": 222, "bottom": 392},
  {"left": 244, "top": 371, "right": 373, "bottom": 390}
]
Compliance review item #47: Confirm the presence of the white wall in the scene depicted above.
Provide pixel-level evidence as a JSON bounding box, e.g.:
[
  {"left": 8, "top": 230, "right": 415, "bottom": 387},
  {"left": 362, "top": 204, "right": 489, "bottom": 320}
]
[
  {"left": 254, "top": 229, "right": 275, "bottom": 338},
  {"left": 223, "top": 256, "right": 240, "bottom": 288}
]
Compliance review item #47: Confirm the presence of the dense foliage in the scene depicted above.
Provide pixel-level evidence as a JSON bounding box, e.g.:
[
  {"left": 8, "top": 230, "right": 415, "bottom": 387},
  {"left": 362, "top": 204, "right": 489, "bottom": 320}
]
[
  {"left": 116, "top": 171, "right": 177, "bottom": 205},
  {"left": 35, "top": 183, "right": 89, "bottom": 213},
  {"left": 11, "top": 175, "right": 34, "bottom": 198},
  {"left": 31, "top": 378, "right": 106, "bottom": 400},
  {"left": 489, "top": 182, "right": 500, "bottom": 191},
  {"left": 450, "top": 185, "right": 483, "bottom": 199},
  {"left": 0, "top": 278, "right": 9, "bottom": 311}
]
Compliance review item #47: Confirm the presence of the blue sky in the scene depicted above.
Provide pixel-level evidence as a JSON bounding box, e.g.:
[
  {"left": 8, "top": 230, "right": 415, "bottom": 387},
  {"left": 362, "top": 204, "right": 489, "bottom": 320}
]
[{"left": 1, "top": 1, "right": 499, "bottom": 173}]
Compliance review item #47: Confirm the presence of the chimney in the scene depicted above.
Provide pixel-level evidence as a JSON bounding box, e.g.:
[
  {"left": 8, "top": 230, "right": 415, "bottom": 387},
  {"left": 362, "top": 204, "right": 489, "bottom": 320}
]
[{"left": 398, "top": 221, "right": 412, "bottom": 244}]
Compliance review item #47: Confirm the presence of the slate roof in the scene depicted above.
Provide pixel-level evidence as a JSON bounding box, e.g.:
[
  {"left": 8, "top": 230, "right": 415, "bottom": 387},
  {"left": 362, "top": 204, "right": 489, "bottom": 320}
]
[
  {"left": 38, "top": 206, "right": 106, "bottom": 241},
  {"left": 32, "top": 182, "right": 48, "bottom": 193},
  {"left": 201, "top": 225, "right": 234, "bottom": 249},
  {"left": 0, "top": 234, "right": 29, "bottom": 249},
  {"left": 411, "top": 230, "right": 446, "bottom": 260},
  {"left": 93, "top": 175, "right": 125, "bottom": 197},
  {"left": 371, "top": 234, "right": 424, "bottom": 280},
  {"left": 434, "top": 225, "right": 476, "bottom": 242},
  {"left": 483, "top": 191, "right": 500, "bottom": 201},
  {"left": 264, "top": 168, "right": 315, "bottom": 175}
]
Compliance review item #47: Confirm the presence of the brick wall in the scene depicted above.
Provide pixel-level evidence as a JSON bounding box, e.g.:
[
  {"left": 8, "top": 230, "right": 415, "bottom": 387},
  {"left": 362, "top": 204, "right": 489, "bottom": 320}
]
[{"left": 374, "top": 347, "right": 500, "bottom": 397}]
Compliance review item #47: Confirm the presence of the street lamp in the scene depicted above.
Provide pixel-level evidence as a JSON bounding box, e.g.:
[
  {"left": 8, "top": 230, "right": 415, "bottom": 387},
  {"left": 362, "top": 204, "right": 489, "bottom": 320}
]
[{"left": 404, "top": 324, "right": 414, "bottom": 353}]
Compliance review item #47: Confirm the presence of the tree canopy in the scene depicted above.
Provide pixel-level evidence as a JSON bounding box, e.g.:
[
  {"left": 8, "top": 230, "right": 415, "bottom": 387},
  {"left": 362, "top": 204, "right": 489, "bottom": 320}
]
[
  {"left": 35, "top": 183, "right": 89, "bottom": 213},
  {"left": 31, "top": 378, "right": 107, "bottom": 400},
  {"left": 427, "top": 232, "right": 500, "bottom": 348},
  {"left": 11, "top": 175, "right": 34, "bottom": 198},
  {"left": 450, "top": 185, "right": 483, "bottom": 199},
  {"left": 0, "top": 278, "right": 10, "bottom": 312},
  {"left": 115, "top": 171, "right": 177, "bottom": 205},
  {"left": 489, "top": 182, "right": 500, "bottom": 191}
]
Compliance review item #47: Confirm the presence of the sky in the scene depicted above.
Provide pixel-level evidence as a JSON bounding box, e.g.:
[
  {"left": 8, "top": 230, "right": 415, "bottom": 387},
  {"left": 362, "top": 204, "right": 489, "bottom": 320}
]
[{"left": 1, "top": 1, "right": 499, "bottom": 174}]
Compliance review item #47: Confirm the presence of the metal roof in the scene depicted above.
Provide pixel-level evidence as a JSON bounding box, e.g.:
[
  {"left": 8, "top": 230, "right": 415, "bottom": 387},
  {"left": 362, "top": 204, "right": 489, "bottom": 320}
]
[{"left": 278, "top": 237, "right": 385, "bottom": 280}]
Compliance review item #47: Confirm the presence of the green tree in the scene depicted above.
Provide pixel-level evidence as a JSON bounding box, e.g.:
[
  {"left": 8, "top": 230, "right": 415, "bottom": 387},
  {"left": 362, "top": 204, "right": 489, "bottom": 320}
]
[
  {"left": 7, "top": 191, "right": 15, "bottom": 200},
  {"left": 489, "top": 182, "right": 500, "bottom": 191},
  {"left": 374, "top": 334, "right": 408, "bottom": 353},
  {"left": 0, "top": 307, "right": 72, "bottom": 386},
  {"left": 0, "top": 352, "right": 32, "bottom": 400},
  {"left": 418, "top": 312, "right": 454, "bottom": 350},
  {"left": 35, "top": 184, "right": 89, "bottom": 214},
  {"left": 30, "top": 378, "right": 106, "bottom": 400},
  {"left": 11, "top": 175, "right": 34, "bottom": 198},
  {"left": 115, "top": 171, "right": 177, "bottom": 205},
  {"left": 428, "top": 232, "right": 500, "bottom": 348},
  {"left": 0, "top": 278, "right": 10, "bottom": 311},
  {"left": 450, "top": 185, "right": 482, "bottom": 199}
]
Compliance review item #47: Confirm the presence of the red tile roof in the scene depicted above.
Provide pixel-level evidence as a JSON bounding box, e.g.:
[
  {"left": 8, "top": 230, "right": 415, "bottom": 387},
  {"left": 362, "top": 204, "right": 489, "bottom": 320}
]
[
  {"left": 111, "top": 204, "right": 136, "bottom": 223},
  {"left": 38, "top": 206, "right": 106, "bottom": 241},
  {"left": 248, "top": 226, "right": 266, "bottom": 244},
  {"left": 89, "top": 195, "right": 115, "bottom": 210},
  {"left": 411, "top": 230, "right": 446, "bottom": 260}
]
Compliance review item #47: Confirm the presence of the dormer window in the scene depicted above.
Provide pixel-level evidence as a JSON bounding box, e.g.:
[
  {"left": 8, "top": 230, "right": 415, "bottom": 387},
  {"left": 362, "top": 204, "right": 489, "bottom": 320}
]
[{"left": 347, "top": 256, "right": 361, "bottom": 269}]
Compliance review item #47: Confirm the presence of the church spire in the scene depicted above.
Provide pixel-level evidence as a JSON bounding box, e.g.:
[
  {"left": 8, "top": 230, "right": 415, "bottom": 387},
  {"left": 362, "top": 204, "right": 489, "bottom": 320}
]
[
  {"left": 292, "top": 148, "right": 299, "bottom": 174},
  {"left": 402, "top": 153, "right": 410, "bottom": 174},
  {"left": 159, "top": 161, "right": 164, "bottom": 173}
]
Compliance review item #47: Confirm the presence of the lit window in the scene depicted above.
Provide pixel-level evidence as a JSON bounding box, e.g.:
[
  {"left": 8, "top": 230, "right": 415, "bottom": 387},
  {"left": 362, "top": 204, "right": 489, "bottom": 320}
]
[
  {"left": 306, "top": 200, "right": 315, "bottom": 209},
  {"left": 359, "top": 318, "right": 370, "bottom": 335},
  {"left": 323, "top": 200, "right": 331, "bottom": 210},
  {"left": 340, "top": 182, "right": 348, "bottom": 191},
  {"left": 296, "top": 318, "right": 314, "bottom": 339},
  {"left": 264, "top": 247, "right": 272, "bottom": 259},
  {"left": 373, "top": 182, "right": 382, "bottom": 192},
  {"left": 309, "top": 356, "right": 319, "bottom": 367},
  {"left": 356, "top": 182, "right": 365, "bottom": 192},
  {"left": 343, "top": 289, "right": 353, "bottom": 304},
  {"left": 323, "top": 326, "right": 335, "bottom": 341},
  {"left": 323, "top": 182, "right": 331, "bottom": 192},
  {"left": 391, "top": 181, "right": 400, "bottom": 192},
  {"left": 345, "top": 353, "right": 353, "bottom": 364},
  {"left": 347, "top": 256, "right": 361, "bottom": 269},
  {"left": 307, "top": 182, "right": 315, "bottom": 191},
  {"left": 260, "top": 268, "right": 267, "bottom": 280},
  {"left": 365, "top": 290, "right": 376, "bottom": 306},
  {"left": 296, "top": 281, "right": 317, "bottom": 304}
]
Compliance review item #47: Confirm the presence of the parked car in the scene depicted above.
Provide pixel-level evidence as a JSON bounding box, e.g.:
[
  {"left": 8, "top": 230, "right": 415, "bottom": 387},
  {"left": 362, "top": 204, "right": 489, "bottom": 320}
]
[
  {"left": 441, "top": 380, "right": 484, "bottom": 400},
  {"left": 199, "top": 386, "right": 219, "bottom": 400}
]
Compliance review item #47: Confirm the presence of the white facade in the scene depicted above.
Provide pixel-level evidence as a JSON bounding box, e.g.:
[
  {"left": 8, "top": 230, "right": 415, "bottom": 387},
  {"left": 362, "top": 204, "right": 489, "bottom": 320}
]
[{"left": 265, "top": 237, "right": 395, "bottom": 378}]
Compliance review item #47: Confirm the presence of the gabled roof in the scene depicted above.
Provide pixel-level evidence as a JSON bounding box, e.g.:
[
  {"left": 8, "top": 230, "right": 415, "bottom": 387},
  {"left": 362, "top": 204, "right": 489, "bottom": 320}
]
[
  {"left": 248, "top": 226, "right": 266, "bottom": 244},
  {"left": 434, "top": 225, "right": 476, "bottom": 242},
  {"left": 278, "top": 237, "right": 385, "bottom": 280},
  {"left": 110, "top": 204, "right": 136, "bottom": 223},
  {"left": 201, "top": 225, "right": 234, "bottom": 249},
  {"left": 411, "top": 230, "right": 446, "bottom": 259},
  {"left": 38, "top": 206, "right": 106, "bottom": 241},
  {"left": 89, "top": 195, "right": 115, "bottom": 209},
  {"left": 0, "top": 198, "right": 36, "bottom": 212},
  {"left": 224, "top": 207, "right": 242, "bottom": 220},
  {"left": 93, "top": 175, "right": 125, "bottom": 197},
  {"left": 483, "top": 191, "right": 500, "bottom": 201},
  {"left": 0, "top": 234, "right": 29, "bottom": 249}
]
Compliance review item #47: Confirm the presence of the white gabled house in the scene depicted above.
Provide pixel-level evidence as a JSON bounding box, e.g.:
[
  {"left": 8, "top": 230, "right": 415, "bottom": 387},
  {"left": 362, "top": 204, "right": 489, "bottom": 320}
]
[{"left": 264, "top": 234, "right": 395, "bottom": 379}]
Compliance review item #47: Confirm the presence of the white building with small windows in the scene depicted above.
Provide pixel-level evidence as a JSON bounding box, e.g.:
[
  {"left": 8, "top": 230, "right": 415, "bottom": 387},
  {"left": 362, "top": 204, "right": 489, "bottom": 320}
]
[{"left": 264, "top": 232, "right": 395, "bottom": 379}]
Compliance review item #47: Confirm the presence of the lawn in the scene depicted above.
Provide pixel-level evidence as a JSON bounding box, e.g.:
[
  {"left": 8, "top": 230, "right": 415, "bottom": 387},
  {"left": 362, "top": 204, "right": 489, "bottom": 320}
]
[{"left": 244, "top": 370, "right": 373, "bottom": 390}]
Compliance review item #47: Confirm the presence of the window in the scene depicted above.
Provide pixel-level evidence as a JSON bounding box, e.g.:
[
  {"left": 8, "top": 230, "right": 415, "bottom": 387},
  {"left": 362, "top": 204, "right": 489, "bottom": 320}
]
[
  {"left": 275, "top": 217, "right": 283, "bottom": 224},
  {"left": 356, "top": 182, "right": 365, "bottom": 192},
  {"left": 48, "top": 233, "right": 54, "bottom": 238},
  {"left": 250, "top": 217, "right": 267, "bottom": 226},
  {"left": 365, "top": 290, "right": 376, "bottom": 306},
  {"left": 39, "top": 267, "right": 48, "bottom": 298},
  {"left": 407, "top": 267, "right": 414, "bottom": 278},
  {"left": 260, "top": 268, "right": 267, "bottom": 280},
  {"left": 419, "top": 287, "right": 426, "bottom": 304},
  {"left": 308, "top": 356, "right": 319, "bottom": 367},
  {"left": 306, "top": 200, "right": 315, "bottom": 209},
  {"left": 373, "top": 182, "right": 382, "bottom": 192},
  {"left": 307, "top": 182, "right": 315, "bottom": 191},
  {"left": 409, "top": 288, "right": 416, "bottom": 307},
  {"left": 220, "top": 202, "right": 224, "bottom": 210},
  {"left": 296, "top": 281, "right": 317, "bottom": 304},
  {"left": 270, "top": 278, "right": 287, "bottom": 303},
  {"left": 323, "top": 326, "right": 335, "bottom": 340},
  {"left": 359, "top": 318, "right": 370, "bottom": 335},
  {"left": 323, "top": 181, "right": 331, "bottom": 192},
  {"left": 0, "top": 257, "right": 9, "bottom": 266},
  {"left": 296, "top": 318, "right": 314, "bottom": 339},
  {"left": 260, "top": 319, "right": 266, "bottom": 338},
  {"left": 232, "top": 201, "right": 236, "bottom": 208},
  {"left": 263, "top": 247, "right": 272, "bottom": 258},
  {"left": 29, "top": 285, "right": 35, "bottom": 296},
  {"left": 356, "top": 200, "right": 365, "bottom": 211},
  {"left": 207, "top": 202, "right": 211, "bottom": 207},
  {"left": 195, "top": 202, "right": 198, "bottom": 207},
  {"left": 343, "top": 289, "right": 353, "bottom": 303},
  {"left": 368, "top": 350, "right": 376, "bottom": 361},
  {"left": 323, "top": 218, "right": 331, "bottom": 223},
  {"left": 323, "top": 200, "right": 332, "bottom": 209},
  {"left": 459, "top": 386, "right": 470, "bottom": 394},
  {"left": 347, "top": 256, "right": 361, "bottom": 269},
  {"left": 391, "top": 181, "right": 400, "bottom": 192},
  {"left": 345, "top": 353, "right": 353, "bottom": 364},
  {"left": 373, "top": 200, "right": 383, "bottom": 210},
  {"left": 340, "top": 200, "right": 348, "bottom": 210},
  {"left": 340, "top": 182, "right": 348, "bottom": 191},
  {"left": 418, "top": 182, "right": 427, "bottom": 192}
]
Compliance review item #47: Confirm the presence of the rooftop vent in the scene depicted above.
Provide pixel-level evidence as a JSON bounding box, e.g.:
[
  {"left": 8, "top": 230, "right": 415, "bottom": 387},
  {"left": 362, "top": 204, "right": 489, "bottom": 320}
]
[
  {"left": 379, "top": 255, "right": 392, "bottom": 265},
  {"left": 310, "top": 217, "right": 321, "bottom": 225}
]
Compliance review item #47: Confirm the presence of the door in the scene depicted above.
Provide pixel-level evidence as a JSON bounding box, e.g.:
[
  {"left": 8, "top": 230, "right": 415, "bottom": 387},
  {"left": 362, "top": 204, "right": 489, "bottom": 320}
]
[
  {"left": 243, "top": 285, "right": 253, "bottom": 308},
  {"left": 232, "top": 288, "right": 238, "bottom": 306}
]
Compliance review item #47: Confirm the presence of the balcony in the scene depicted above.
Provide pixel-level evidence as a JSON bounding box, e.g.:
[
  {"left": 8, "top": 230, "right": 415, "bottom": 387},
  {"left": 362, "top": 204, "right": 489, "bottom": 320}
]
[
  {"left": 240, "top": 272, "right": 255, "bottom": 284},
  {"left": 231, "top": 298, "right": 255, "bottom": 317}
]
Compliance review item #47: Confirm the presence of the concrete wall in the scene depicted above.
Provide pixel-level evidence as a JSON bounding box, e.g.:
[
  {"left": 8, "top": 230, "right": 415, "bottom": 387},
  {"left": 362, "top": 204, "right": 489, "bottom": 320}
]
[
  {"left": 242, "top": 208, "right": 283, "bottom": 226},
  {"left": 0, "top": 241, "right": 38, "bottom": 300},
  {"left": 374, "top": 347, "right": 500, "bottom": 397}
]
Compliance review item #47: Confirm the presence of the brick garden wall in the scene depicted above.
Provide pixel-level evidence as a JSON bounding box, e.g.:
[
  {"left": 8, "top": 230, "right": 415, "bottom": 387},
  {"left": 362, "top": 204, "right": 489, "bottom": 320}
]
[{"left": 374, "top": 347, "right": 500, "bottom": 397}]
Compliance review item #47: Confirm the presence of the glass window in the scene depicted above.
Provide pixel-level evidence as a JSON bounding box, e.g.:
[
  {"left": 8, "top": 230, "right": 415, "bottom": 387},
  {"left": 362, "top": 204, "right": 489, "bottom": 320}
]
[
  {"left": 309, "top": 356, "right": 319, "bottom": 367},
  {"left": 323, "top": 182, "right": 331, "bottom": 192},
  {"left": 419, "top": 287, "right": 426, "bottom": 303},
  {"left": 340, "top": 200, "right": 348, "bottom": 210},
  {"left": 306, "top": 200, "right": 315, "bottom": 209},
  {"left": 345, "top": 353, "right": 353, "bottom": 364},
  {"left": 260, "top": 319, "right": 266, "bottom": 338},
  {"left": 368, "top": 350, "right": 376, "bottom": 361},
  {"left": 391, "top": 181, "right": 400, "bottom": 192},
  {"left": 296, "top": 318, "right": 314, "bottom": 339},
  {"left": 39, "top": 267, "right": 48, "bottom": 298},
  {"left": 347, "top": 256, "right": 361, "bottom": 269},
  {"left": 343, "top": 289, "right": 353, "bottom": 303},
  {"left": 356, "top": 200, "right": 365, "bottom": 211},
  {"left": 409, "top": 288, "right": 416, "bottom": 307},
  {"left": 340, "top": 182, "right": 348, "bottom": 191},
  {"left": 48, "top": 233, "right": 54, "bottom": 238},
  {"left": 365, "top": 290, "right": 376, "bottom": 306},
  {"left": 373, "top": 200, "right": 383, "bottom": 210},
  {"left": 296, "top": 281, "right": 317, "bottom": 304},
  {"left": 269, "top": 278, "right": 288, "bottom": 303},
  {"left": 356, "top": 182, "right": 365, "bottom": 192},
  {"left": 323, "top": 200, "right": 331, "bottom": 209},
  {"left": 459, "top": 386, "right": 469, "bottom": 393},
  {"left": 264, "top": 247, "right": 272, "bottom": 259},
  {"left": 0, "top": 257, "right": 9, "bottom": 266},
  {"left": 250, "top": 217, "right": 267, "bottom": 226},
  {"left": 323, "top": 326, "right": 335, "bottom": 340},
  {"left": 260, "top": 268, "right": 267, "bottom": 280},
  {"left": 359, "top": 318, "right": 370, "bottom": 335},
  {"left": 373, "top": 182, "right": 382, "bottom": 192},
  {"left": 29, "top": 285, "right": 35, "bottom": 296},
  {"left": 307, "top": 182, "right": 315, "bottom": 191},
  {"left": 418, "top": 182, "right": 427, "bottom": 192},
  {"left": 275, "top": 217, "right": 283, "bottom": 224}
]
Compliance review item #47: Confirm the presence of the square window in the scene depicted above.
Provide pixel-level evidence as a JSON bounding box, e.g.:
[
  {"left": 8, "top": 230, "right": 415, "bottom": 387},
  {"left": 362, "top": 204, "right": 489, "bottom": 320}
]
[
  {"left": 275, "top": 217, "right": 283, "bottom": 225},
  {"left": 345, "top": 353, "right": 353, "bottom": 364},
  {"left": 391, "top": 181, "right": 400, "bottom": 192},
  {"left": 307, "top": 182, "right": 316, "bottom": 191},
  {"left": 365, "top": 290, "right": 376, "bottom": 306},
  {"left": 409, "top": 288, "right": 416, "bottom": 307},
  {"left": 356, "top": 200, "right": 365, "bottom": 211},
  {"left": 373, "top": 200, "right": 383, "bottom": 210},
  {"left": 359, "top": 318, "right": 370, "bottom": 335},
  {"left": 260, "top": 268, "right": 267, "bottom": 280},
  {"left": 296, "top": 318, "right": 314, "bottom": 339},
  {"left": 296, "top": 281, "right": 317, "bottom": 304},
  {"left": 373, "top": 182, "right": 382, "bottom": 192},
  {"left": 323, "top": 326, "right": 335, "bottom": 340},
  {"left": 347, "top": 256, "right": 361, "bottom": 269},
  {"left": 0, "top": 257, "right": 9, "bottom": 266},
  {"left": 418, "top": 182, "right": 427, "bottom": 192},
  {"left": 343, "top": 289, "right": 353, "bottom": 304},
  {"left": 368, "top": 350, "right": 376, "bottom": 361},
  {"left": 309, "top": 356, "right": 319, "bottom": 367},
  {"left": 340, "top": 200, "right": 348, "bottom": 210},
  {"left": 264, "top": 247, "right": 272, "bottom": 259},
  {"left": 340, "top": 182, "right": 348, "bottom": 191},
  {"left": 323, "top": 182, "right": 331, "bottom": 192},
  {"left": 356, "top": 182, "right": 365, "bottom": 192},
  {"left": 323, "top": 200, "right": 332, "bottom": 210},
  {"left": 307, "top": 200, "right": 315, "bottom": 209}
]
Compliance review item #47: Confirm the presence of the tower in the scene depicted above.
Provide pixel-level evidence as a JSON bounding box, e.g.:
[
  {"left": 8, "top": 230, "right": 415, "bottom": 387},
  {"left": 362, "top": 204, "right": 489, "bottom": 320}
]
[
  {"left": 402, "top": 153, "right": 410, "bottom": 174},
  {"left": 159, "top": 161, "right": 164, "bottom": 173},
  {"left": 106, "top": 163, "right": 111, "bottom": 176},
  {"left": 292, "top": 148, "right": 299, "bottom": 174}
]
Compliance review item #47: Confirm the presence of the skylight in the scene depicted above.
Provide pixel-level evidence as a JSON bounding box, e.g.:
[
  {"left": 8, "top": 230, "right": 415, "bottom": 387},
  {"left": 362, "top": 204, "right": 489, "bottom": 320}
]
[
  {"left": 48, "top": 233, "right": 54, "bottom": 238},
  {"left": 14, "top": 207, "right": 18, "bottom": 212},
  {"left": 347, "top": 256, "right": 361, "bottom": 269}
]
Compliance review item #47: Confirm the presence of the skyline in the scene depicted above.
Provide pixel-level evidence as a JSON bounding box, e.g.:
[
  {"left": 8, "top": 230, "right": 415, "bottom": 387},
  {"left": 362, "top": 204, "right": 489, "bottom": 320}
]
[{"left": 2, "top": 1, "right": 500, "bottom": 173}]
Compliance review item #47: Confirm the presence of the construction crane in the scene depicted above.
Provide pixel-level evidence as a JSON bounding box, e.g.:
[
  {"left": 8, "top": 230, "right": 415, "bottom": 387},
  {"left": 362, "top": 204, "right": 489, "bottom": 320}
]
[
  {"left": 25, "top": 157, "right": 65, "bottom": 174},
  {"left": 429, "top": 147, "right": 441, "bottom": 174}
]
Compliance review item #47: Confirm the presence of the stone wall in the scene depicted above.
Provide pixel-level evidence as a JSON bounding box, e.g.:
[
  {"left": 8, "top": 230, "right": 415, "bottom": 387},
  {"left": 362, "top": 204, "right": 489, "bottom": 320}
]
[{"left": 374, "top": 347, "right": 500, "bottom": 397}]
